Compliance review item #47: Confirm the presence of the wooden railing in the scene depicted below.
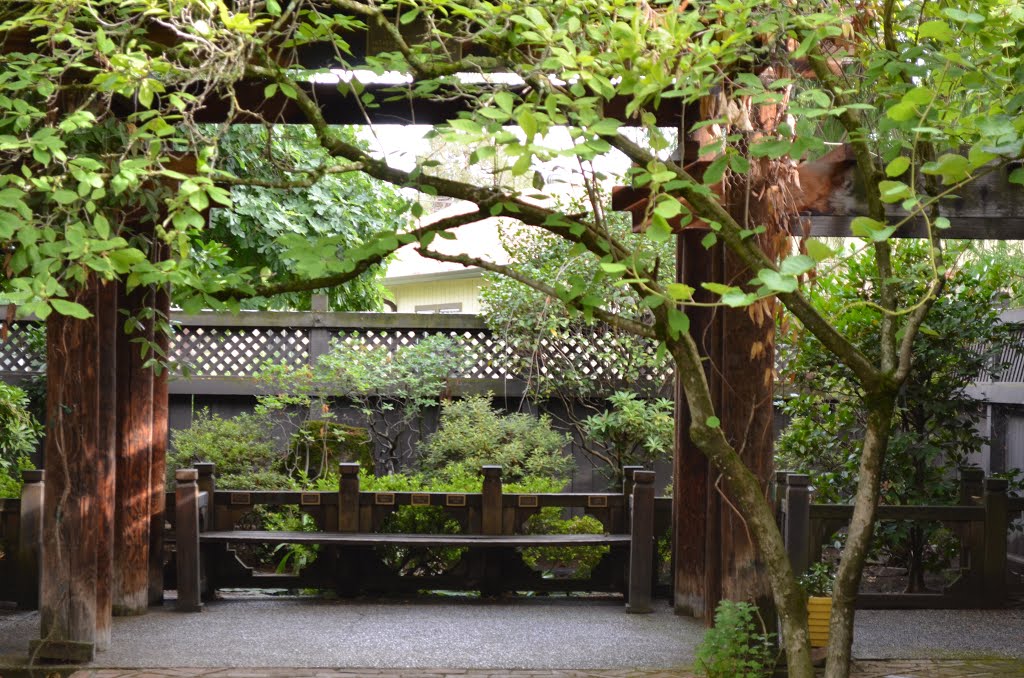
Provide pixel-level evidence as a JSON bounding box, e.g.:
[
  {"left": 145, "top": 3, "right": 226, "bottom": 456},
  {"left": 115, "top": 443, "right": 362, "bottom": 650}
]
[
  {"left": 777, "top": 468, "right": 1021, "bottom": 608},
  {"left": 169, "top": 463, "right": 669, "bottom": 605}
]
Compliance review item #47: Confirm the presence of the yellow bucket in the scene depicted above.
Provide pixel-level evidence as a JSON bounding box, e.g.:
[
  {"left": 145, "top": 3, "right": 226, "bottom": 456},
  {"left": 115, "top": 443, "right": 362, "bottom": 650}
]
[{"left": 807, "top": 596, "right": 832, "bottom": 648}]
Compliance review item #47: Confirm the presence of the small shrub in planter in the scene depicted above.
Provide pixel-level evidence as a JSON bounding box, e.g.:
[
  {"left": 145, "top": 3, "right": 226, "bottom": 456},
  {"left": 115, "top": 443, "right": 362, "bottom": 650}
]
[{"left": 798, "top": 562, "right": 835, "bottom": 648}]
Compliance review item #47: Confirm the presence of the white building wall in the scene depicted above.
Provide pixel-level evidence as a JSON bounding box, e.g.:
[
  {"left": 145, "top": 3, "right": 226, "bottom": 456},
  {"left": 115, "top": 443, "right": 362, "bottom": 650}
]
[{"left": 387, "top": 277, "right": 484, "bottom": 314}]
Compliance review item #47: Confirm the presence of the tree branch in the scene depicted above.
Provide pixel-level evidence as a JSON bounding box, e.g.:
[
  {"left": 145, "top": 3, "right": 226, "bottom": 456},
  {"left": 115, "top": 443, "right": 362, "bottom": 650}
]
[
  {"left": 416, "top": 248, "right": 659, "bottom": 339},
  {"left": 608, "top": 132, "right": 883, "bottom": 389}
]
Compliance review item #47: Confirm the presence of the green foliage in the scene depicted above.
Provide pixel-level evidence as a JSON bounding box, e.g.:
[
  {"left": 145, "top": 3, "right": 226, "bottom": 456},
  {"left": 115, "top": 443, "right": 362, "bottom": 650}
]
[
  {"left": 695, "top": 600, "right": 778, "bottom": 678},
  {"left": 0, "top": 382, "right": 41, "bottom": 495},
  {"left": 259, "top": 333, "right": 465, "bottom": 472},
  {"left": 168, "top": 408, "right": 286, "bottom": 490},
  {"left": 777, "top": 245, "right": 1024, "bottom": 580},
  {"left": 481, "top": 222, "right": 673, "bottom": 484},
  {"left": 287, "top": 420, "right": 373, "bottom": 480},
  {"left": 520, "top": 509, "right": 609, "bottom": 579},
  {"left": 797, "top": 563, "right": 834, "bottom": 598},
  {"left": 582, "top": 391, "right": 674, "bottom": 487},
  {"left": 202, "top": 125, "right": 408, "bottom": 311},
  {"left": 419, "top": 394, "right": 573, "bottom": 485},
  {"left": 0, "top": 455, "right": 35, "bottom": 499},
  {"left": 0, "top": 382, "right": 41, "bottom": 461}
]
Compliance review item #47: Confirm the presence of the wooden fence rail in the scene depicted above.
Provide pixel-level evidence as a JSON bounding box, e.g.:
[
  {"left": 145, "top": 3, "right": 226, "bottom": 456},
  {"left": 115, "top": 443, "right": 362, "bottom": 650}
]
[
  {"left": 0, "top": 310, "right": 669, "bottom": 396},
  {"left": 778, "top": 468, "right": 1020, "bottom": 609}
]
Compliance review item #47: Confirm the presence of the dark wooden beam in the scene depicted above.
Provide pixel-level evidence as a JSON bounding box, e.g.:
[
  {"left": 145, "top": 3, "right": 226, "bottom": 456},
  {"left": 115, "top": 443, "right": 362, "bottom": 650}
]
[{"left": 612, "top": 159, "right": 1024, "bottom": 240}]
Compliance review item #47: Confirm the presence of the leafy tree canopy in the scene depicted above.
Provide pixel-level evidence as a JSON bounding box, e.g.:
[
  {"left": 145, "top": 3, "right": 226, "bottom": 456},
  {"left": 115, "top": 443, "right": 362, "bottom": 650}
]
[{"left": 4, "top": 2, "right": 1024, "bottom": 676}]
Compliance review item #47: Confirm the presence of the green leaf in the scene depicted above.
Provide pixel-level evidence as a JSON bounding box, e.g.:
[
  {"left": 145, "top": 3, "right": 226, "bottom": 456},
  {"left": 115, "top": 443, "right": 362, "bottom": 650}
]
[
  {"left": 934, "top": 216, "right": 951, "bottom": 230},
  {"left": 1008, "top": 168, "right": 1024, "bottom": 185},
  {"left": 653, "top": 197, "right": 682, "bottom": 219},
  {"left": 50, "top": 298, "right": 92, "bottom": 319},
  {"left": 805, "top": 239, "right": 835, "bottom": 263},
  {"left": 921, "top": 154, "right": 970, "bottom": 184},
  {"left": 851, "top": 216, "right": 897, "bottom": 241},
  {"left": 918, "top": 20, "right": 953, "bottom": 41},
  {"left": 705, "top": 416, "right": 720, "bottom": 429},
  {"left": 701, "top": 232, "right": 717, "bottom": 249},
  {"left": 646, "top": 215, "right": 672, "bottom": 243},
  {"left": 666, "top": 283, "right": 695, "bottom": 301},
  {"left": 93, "top": 214, "right": 110, "bottom": 239},
  {"left": 749, "top": 138, "right": 791, "bottom": 158},
  {"left": 590, "top": 118, "right": 623, "bottom": 136},
  {"left": 600, "top": 262, "right": 627, "bottom": 274},
  {"left": 878, "top": 181, "right": 912, "bottom": 203},
  {"left": 667, "top": 308, "right": 690, "bottom": 337},
  {"left": 779, "top": 255, "right": 815, "bottom": 276},
  {"left": 757, "top": 269, "right": 798, "bottom": 293},
  {"left": 52, "top": 190, "right": 78, "bottom": 205},
  {"left": 885, "top": 157, "right": 910, "bottom": 177}
]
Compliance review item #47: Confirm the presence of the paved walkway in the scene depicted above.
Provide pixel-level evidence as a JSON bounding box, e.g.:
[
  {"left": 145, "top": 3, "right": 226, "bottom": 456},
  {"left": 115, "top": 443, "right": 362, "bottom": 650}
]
[{"left": 1, "top": 595, "right": 1022, "bottom": 677}]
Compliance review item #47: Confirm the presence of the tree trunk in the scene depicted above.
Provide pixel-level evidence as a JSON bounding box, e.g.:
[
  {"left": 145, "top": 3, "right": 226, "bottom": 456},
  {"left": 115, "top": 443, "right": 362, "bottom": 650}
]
[
  {"left": 668, "top": 334, "right": 814, "bottom": 678},
  {"left": 824, "top": 392, "right": 896, "bottom": 678}
]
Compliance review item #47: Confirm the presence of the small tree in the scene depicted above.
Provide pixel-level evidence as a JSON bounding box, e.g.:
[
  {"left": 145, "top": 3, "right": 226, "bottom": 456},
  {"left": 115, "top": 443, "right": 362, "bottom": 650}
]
[
  {"left": 777, "top": 245, "right": 1024, "bottom": 591},
  {"left": 582, "top": 391, "right": 674, "bottom": 489},
  {"left": 419, "top": 393, "right": 573, "bottom": 484}
]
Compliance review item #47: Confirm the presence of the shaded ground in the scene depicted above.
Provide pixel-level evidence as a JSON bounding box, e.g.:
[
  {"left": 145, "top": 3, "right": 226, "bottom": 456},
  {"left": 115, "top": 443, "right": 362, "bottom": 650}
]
[{"left": 1, "top": 594, "right": 1022, "bottom": 676}]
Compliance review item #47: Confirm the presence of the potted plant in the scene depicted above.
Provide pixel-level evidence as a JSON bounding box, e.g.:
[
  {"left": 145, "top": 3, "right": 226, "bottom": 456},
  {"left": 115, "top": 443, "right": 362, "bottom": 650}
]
[{"left": 798, "top": 563, "right": 834, "bottom": 648}]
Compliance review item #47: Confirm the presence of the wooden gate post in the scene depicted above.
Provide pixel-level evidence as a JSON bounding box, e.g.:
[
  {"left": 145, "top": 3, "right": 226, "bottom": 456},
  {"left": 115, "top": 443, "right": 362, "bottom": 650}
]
[
  {"left": 17, "top": 469, "right": 44, "bottom": 610},
  {"left": 481, "top": 466, "right": 503, "bottom": 536},
  {"left": 338, "top": 463, "right": 361, "bottom": 532},
  {"left": 174, "top": 469, "right": 202, "bottom": 612},
  {"left": 627, "top": 470, "right": 656, "bottom": 613},
  {"left": 982, "top": 477, "right": 1008, "bottom": 606},
  {"left": 783, "top": 474, "right": 811, "bottom": 578}
]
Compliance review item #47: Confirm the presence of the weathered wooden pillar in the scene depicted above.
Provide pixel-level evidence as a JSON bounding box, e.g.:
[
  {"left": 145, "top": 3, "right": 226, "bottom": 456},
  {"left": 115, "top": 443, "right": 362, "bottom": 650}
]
[
  {"left": 481, "top": 465, "right": 503, "bottom": 536},
  {"left": 113, "top": 282, "right": 154, "bottom": 616},
  {"left": 34, "top": 276, "right": 105, "bottom": 663},
  {"left": 982, "top": 477, "right": 1008, "bottom": 606},
  {"left": 148, "top": 278, "right": 170, "bottom": 606},
  {"left": 673, "top": 229, "right": 720, "bottom": 618},
  {"left": 174, "top": 469, "right": 202, "bottom": 612},
  {"left": 17, "top": 469, "right": 44, "bottom": 610},
  {"left": 94, "top": 279, "right": 118, "bottom": 649},
  {"left": 783, "top": 474, "right": 811, "bottom": 577},
  {"left": 338, "top": 463, "right": 361, "bottom": 532},
  {"left": 627, "top": 470, "right": 656, "bottom": 613},
  {"left": 714, "top": 238, "right": 775, "bottom": 609}
]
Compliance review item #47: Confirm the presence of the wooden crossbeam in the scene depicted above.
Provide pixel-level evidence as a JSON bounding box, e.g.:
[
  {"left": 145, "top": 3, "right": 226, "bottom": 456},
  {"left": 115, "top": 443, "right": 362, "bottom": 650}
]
[{"left": 612, "top": 155, "right": 1024, "bottom": 241}]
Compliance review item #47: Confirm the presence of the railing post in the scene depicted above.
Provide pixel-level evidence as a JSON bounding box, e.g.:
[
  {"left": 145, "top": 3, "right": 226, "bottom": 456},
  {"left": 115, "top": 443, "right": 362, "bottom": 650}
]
[
  {"left": 17, "top": 469, "right": 44, "bottom": 610},
  {"left": 338, "top": 463, "right": 361, "bottom": 533},
  {"left": 195, "top": 462, "right": 216, "bottom": 528},
  {"left": 481, "top": 466, "right": 503, "bottom": 535},
  {"left": 627, "top": 470, "right": 655, "bottom": 613},
  {"left": 958, "top": 466, "right": 984, "bottom": 505},
  {"left": 175, "top": 469, "right": 202, "bottom": 612},
  {"left": 784, "top": 474, "right": 811, "bottom": 577},
  {"left": 773, "top": 471, "right": 789, "bottom": 530},
  {"left": 622, "top": 465, "right": 643, "bottom": 497},
  {"left": 982, "top": 477, "right": 1008, "bottom": 606}
]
